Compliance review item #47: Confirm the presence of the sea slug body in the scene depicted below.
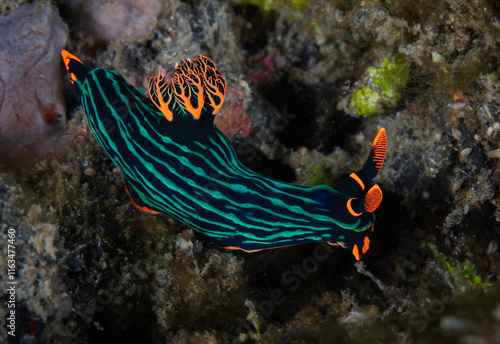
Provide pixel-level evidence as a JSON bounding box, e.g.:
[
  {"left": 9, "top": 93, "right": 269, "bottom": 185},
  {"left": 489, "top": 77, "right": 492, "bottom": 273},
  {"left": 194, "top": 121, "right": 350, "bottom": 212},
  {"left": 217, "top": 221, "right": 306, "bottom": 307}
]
[{"left": 61, "top": 50, "right": 387, "bottom": 260}]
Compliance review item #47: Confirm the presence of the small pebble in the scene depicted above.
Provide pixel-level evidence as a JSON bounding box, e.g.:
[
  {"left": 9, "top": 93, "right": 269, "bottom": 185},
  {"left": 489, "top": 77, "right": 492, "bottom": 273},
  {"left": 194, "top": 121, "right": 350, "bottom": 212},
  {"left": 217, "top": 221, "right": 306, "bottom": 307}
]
[
  {"left": 354, "top": 132, "right": 365, "bottom": 143},
  {"left": 448, "top": 101, "right": 466, "bottom": 110},
  {"left": 451, "top": 180, "right": 463, "bottom": 192},
  {"left": 459, "top": 148, "right": 472, "bottom": 158},
  {"left": 84, "top": 167, "right": 97, "bottom": 176},
  {"left": 431, "top": 51, "right": 444, "bottom": 63},
  {"left": 486, "top": 240, "right": 498, "bottom": 255},
  {"left": 487, "top": 148, "right": 500, "bottom": 159},
  {"left": 451, "top": 128, "right": 462, "bottom": 141},
  {"left": 297, "top": 147, "right": 308, "bottom": 156}
]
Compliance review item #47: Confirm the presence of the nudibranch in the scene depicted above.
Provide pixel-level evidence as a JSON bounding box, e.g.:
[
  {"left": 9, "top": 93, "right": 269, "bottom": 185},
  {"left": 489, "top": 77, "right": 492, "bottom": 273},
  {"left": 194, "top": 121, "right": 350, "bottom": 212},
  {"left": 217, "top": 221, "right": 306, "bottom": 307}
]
[{"left": 61, "top": 50, "right": 387, "bottom": 260}]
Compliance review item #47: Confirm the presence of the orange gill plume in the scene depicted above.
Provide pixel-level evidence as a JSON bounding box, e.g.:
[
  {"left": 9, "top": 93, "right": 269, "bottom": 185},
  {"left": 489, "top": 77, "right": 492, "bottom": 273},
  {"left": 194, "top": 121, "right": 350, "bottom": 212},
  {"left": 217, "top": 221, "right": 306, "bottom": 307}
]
[
  {"left": 148, "top": 56, "right": 226, "bottom": 120},
  {"left": 148, "top": 58, "right": 204, "bottom": 121},
  {"left": 194, "top": 56, "right": 226, "bottom": 115},
  {"left": 148, "top": 71, "right": 174, "bottom": 121},
  {"left": 172, "top": 59, "right": 204, "bottom": 119}
]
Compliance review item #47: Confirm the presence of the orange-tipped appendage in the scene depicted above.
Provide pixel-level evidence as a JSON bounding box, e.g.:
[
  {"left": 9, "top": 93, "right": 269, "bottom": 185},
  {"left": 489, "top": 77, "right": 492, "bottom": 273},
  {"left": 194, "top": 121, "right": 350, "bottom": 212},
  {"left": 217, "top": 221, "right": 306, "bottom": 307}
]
[
  {"left": 362, "top": 236, "right": 370, "bottom": 254},
  {"left": 352, "top": 236, "right": 371, "bottom": 260},
  {"left": 352, "top": 244, "right": 361, "bottom": 260},
  {"left": 363, "top": 184, "right": 383, "bottom": 213},
  {"left": 371, "top": 127, "right": 387, "bottom": 172},
  {"left": 61, "top": 50, "right": 83, "bottom": 84}
]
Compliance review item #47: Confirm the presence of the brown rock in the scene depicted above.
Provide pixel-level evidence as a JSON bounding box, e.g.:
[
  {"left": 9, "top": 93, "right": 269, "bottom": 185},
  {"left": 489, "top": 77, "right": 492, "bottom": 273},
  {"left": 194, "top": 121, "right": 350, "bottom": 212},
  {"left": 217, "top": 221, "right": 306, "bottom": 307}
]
[
  {"left": 0, "top": 4, "right": 68, "bottom": 169},
  {"left": 69, "top": 0, "right": 161, "bottom": 43}
]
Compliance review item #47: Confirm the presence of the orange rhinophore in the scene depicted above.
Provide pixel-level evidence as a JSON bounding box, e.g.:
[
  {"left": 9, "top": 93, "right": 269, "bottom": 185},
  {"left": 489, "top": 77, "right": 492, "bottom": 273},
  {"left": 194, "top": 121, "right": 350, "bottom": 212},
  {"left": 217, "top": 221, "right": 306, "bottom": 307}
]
[
  {"left": 371, "top": 127, "right": 387, "bottom": 173},
  {"left": 363, "top": 184, "right": 383, "bottom": 213},
  {"left": 346, "top": 184, "right": 383, "bottom": 218}
]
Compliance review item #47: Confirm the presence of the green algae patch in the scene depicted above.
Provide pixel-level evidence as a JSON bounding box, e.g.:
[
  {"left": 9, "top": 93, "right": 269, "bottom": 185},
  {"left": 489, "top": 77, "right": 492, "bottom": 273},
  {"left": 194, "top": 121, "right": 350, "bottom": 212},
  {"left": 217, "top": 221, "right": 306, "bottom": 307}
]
[
  {"left": 301, "top": 162, "right": 337, "bottom": 187},
  {"left": 352, "top": 85, "right": 381, "bottom": 116},
  {"left": 239, "top": 0, "right": 308, "bottom": 11},
  {"left": 368, "top": 56, "right": 408, "bottom": 99},
  {"left": 428, "top": 243, "right": 491, "bottom": 291},
  {"left": 234, "top": 0, "right": 309, "bottom": 22},
  {"left": 351, "top": 56, "right": 409, "bottom": 116},
  {"left": 445, "top": 260, "right": 485, "bottom": 289}
]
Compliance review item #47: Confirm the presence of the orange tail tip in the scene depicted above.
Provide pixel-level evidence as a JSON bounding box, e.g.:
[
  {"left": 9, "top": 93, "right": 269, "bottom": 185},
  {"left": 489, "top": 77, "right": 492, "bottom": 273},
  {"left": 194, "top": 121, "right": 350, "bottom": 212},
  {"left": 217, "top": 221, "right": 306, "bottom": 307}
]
[
  {"left": 61, "top": 49, "right": 79, "bottom": 62},
  {"left": 61, "top": 50, "right": 83, "bottom": 68},
  {"left": 371, "top": 127, "right": 387, "bottom": 172},
  {"left": 61, "top": 50, "right": 84, "bottom": 83},
  {"left": 363, "top": 184, "right": 383, "bottom": 213}
]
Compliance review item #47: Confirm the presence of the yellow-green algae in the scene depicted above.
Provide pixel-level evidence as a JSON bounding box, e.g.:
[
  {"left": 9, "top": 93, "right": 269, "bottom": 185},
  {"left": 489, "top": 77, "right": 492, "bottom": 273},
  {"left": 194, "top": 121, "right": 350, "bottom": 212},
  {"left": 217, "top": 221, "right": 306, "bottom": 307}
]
[
  {"left": 351, "top": 85, "right": 381, "bottom": 116},
  {"left": 236, "top": 0, "right": 308, "bottom": 12},
  {"left": 428, "top": 243, "right": 491, "bottom": 291},
  {"left": 351, "top": 56, "right": 409, "bottom": 116}
]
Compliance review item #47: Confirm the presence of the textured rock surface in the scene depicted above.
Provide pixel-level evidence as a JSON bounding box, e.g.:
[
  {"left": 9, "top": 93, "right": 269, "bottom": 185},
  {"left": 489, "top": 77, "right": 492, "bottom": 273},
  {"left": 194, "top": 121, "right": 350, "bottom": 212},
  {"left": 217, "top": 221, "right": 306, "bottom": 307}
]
[
  {"left": 0, "top": 4, "right": 68, "bottom": 169},
  {"left": 69, "top": 0, "right": 161, "bottom": 43},
  {"left": 0, "top": 174, "right": 70, "bottom": 343},
  {"left": 0, "top": 0, "right": 499, "bottom": 343}
]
